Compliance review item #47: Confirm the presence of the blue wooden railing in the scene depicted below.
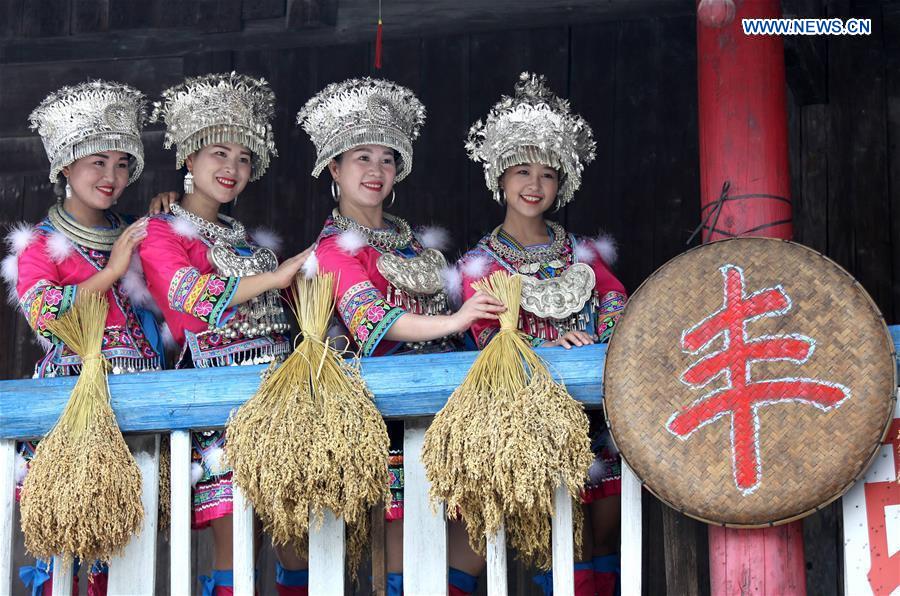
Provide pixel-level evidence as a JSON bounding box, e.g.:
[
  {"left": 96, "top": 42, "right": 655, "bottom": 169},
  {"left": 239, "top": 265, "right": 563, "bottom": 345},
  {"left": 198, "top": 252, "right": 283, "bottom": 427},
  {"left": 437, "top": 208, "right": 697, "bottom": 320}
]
[{"left": 2, "top": 326, "right": 898, "bottom": 439}]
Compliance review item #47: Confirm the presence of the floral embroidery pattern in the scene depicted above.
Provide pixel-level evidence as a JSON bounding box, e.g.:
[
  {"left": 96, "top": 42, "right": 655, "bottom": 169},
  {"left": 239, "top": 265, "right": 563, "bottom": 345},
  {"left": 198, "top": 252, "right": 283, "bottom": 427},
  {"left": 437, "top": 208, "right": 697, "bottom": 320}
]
[
  {"left": 168, "top": 267, "right": 238, "bottom": 325},
  {"left": 337, "top": 281, "right": 405, "bottom": 357},
  {"left": 20, "top": 280, "right": 77, "bottom": 343}
]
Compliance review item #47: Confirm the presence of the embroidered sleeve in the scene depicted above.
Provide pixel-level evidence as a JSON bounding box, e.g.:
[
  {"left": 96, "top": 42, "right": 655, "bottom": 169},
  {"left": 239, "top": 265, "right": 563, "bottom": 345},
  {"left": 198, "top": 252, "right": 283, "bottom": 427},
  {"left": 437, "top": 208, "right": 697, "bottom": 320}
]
[
  {"left": 316, "top": 236, "right": 406, "bottom": 357},
  {"left": 168, "top": 267, "right": 239, "bottom": 326},
  {"left": 15, "top": 242, "right": 77, "bottom": 344},
  {"left": 139, "top": 218, "right": 239, "bottom": 328},
  {"left": 591, "top": 255, "right": 627, "bottom": 343},
  {"left": 595, "top": 290, "right": 626, "bottom": 343}
]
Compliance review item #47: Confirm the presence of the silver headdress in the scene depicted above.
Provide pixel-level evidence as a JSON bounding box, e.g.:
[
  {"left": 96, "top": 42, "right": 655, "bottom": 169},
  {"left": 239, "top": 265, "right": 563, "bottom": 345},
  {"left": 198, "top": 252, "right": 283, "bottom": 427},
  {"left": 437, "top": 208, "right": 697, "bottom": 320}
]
[
  {"left": 152, "top": 72, "right": 277, "bottom": 181},
  {"left": 296, "top": 77, "right": 426, "bottom": 182},
  {"left": 29, "top": 80, "right": 147, "bottom": 185},
  {"left": 466, "top": 72, "right": 596, "bottom": 208}
]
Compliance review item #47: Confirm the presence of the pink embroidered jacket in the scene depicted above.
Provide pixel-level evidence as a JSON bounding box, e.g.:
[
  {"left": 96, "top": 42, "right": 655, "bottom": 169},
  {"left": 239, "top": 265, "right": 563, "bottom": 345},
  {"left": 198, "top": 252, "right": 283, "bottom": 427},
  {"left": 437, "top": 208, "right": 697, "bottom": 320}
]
[
  {"left": 3, "top": 217, "right": 161, "bottom": 378},
  {"left": 460, "top": 228, "right": 627, "bottom": 349},
  {"left": 138, "top": 215, "right": 289, "bottom": 368},
  {"left": 314, "top": 216, "right": 453, "bottom": 358}
]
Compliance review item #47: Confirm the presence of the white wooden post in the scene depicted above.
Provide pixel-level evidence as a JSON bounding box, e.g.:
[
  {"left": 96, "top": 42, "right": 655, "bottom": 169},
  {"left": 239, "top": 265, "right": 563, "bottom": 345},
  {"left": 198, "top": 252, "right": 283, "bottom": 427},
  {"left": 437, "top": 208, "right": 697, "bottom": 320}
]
[
  {"left": 0, "top": 440, "right": 15, "bottom": 596},
  {"left": 308, "top": 508, "right": 346, "bottom": 595},
  {"left": 551, "top": 483, "right": 575, "bottom": 596},
  {"left": 486, "top": 524, "right": 508, "bottom": 595},
  {"left": 108, "top": 434, "right": 160, "bottom": 595},
  {"left": 403, "top": 418, "right": 448, "bottom": 594},
  {"left": 620, "top": 461, "right": 643, "bottom": 596},
  {"left": 232, "top": 486, "right": 255, "bottom": 595},
  {"left": 170, "top": 430, "right": 192, "bottom": 596},
  {"left": 50, "top": 556, "right": 73, "bottom": 596}
]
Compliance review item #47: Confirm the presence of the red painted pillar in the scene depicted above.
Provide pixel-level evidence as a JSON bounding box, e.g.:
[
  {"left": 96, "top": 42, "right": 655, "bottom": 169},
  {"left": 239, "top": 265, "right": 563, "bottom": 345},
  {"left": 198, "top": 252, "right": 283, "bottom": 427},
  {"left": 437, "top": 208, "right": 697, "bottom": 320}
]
[{"left": 697, "top": 0, "right": 805, "bottom": 594}]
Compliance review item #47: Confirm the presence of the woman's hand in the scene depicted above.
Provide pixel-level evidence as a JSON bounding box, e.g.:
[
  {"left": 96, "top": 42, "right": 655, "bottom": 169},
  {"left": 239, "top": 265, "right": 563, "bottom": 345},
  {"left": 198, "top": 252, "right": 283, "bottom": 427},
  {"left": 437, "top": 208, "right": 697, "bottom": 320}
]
[
  {"left": 543, "top": 330, "right": 597, "bottom": 349},
  {"left": 267, "top": 245, "right": 315, "bottom": 290},
  {"left": 105, "top": 218, "right": 149, "bottom": 279},
  {"left": 449, "top": 291, "right": 506, "bottom": 333},
  {"left": 148, "top": 191, "right": 181, "bottom": 215}
]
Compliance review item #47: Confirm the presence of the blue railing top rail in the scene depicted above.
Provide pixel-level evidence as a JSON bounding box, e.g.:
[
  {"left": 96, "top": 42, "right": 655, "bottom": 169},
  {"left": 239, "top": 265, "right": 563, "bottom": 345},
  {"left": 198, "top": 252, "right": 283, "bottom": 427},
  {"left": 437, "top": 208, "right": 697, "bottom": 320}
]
[{"left": 2, "top": 326, "right": 898, "bottom": 440}]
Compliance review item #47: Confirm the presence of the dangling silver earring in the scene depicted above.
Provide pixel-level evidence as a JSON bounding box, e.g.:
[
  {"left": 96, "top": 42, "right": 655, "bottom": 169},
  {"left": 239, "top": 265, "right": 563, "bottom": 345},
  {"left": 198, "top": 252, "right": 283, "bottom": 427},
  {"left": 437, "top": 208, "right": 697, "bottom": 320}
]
[
  {"left": 183, "top": 172, "right": 194, "bottom": 194},
  {"left": 331, "top": 180, "right": 341, "bottom": 202},
  {"left": 233, "top": 195, "right": 239, "bottom": 207},
  {"left": 493, "top": 188, "right": 505, "bottom": 205},
  {"left": 387, "top": 189, "right": 396, "bottom": 208},
  {"left": 65, "top": 181, "right": 72, "bottom": 199}
]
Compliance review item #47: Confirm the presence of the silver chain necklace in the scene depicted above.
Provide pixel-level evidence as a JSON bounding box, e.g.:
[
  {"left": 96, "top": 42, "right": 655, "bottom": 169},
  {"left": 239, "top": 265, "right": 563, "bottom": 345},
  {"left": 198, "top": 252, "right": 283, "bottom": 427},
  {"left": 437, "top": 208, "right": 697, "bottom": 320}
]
[
  {"left": 48, "top": 202, "right": 125, "bottom": 251},
  {"left": 331, "top": 208, "right": 413, "bottom": 251},
  {"left": 170, "top": 203, "right": 246, "bottom": 245},
  {"left": 488, "top": 220, "right": 568, "bottom": 265}
]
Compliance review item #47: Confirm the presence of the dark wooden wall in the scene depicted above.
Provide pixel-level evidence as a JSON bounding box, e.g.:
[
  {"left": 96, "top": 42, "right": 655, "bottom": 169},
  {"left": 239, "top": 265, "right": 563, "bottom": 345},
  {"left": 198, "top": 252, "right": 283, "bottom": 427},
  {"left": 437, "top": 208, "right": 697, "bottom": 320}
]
[{"left": 1, "top": 0, "right": 898, "bottom": 594}]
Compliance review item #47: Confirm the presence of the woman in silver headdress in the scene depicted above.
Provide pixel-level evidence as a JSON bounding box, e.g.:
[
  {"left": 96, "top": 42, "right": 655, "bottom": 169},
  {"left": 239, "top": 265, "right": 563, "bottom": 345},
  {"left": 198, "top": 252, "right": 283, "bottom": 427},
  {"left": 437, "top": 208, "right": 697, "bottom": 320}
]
[
  {"left": 142, "top": 72, "right": 311, "bottom": 596},
  {"left": 297, "top": 77, "right": 503, "bottom": 596},
  {"left": 2, "top": 80, "right": 163, "bottom": 595},
  {"left": 458, "top": 72, "right": 628, "bottom": 596}
]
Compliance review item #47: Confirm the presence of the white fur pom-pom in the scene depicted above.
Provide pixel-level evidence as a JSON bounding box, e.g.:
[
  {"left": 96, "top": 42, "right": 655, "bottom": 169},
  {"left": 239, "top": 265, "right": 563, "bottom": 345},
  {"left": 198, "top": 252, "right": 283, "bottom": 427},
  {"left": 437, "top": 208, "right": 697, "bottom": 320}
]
[
  {"left": 203, "top": 446, "right": 227, "bottom": 476},
  {"left": 251, "top": 227, "right": 283, "bottom": 253},
  {"left": 460, "top": 254, "right": 490, "bottom": 280},
  {"left": 573, "top": 240, "right": 597, "bottom": 264},
  {"left": 302, "top": 250, "right": 319, "bottom": 279},
  {"left": 160, "top": 322, "right": 179, "bottom": 351},
  {"left": 440, "top": 265, "right": 463, "bottom": 308},
  {"left": 593, "top": 233, "right": 618, "bottom": 266},
  {"left": 190, "top": 462, "right": 204, "bottom": 487},
  {"left": 45, "top": 231, "right": 73, "bottom": 263},
  {"left": 120, "top": 256, "right": 155, "bottom": 309},
  {"left": 417, "top": 226, "right": 451, "bottom": 251},
  {"left": 5, "top": 223, "right": 37, "bottom": 256},
  {"left": 170, "top": 216, "right": 200, "bottom": 240},
  {"left": 336, "top": 229, "right": 367, "bottom": 256},
  {"left": 587, "top": 458, "right": 611, "bottom": 485},
  {"left": 15, "top": 451, "right": 28, "bottom": 485}
]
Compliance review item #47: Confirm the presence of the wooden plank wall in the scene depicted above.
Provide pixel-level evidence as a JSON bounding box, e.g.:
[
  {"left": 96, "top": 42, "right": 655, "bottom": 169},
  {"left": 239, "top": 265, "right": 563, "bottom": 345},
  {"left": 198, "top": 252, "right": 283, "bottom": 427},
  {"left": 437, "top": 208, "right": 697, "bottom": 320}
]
[{"left": 0, "top": 0, "right": 898, "bottom": 593}]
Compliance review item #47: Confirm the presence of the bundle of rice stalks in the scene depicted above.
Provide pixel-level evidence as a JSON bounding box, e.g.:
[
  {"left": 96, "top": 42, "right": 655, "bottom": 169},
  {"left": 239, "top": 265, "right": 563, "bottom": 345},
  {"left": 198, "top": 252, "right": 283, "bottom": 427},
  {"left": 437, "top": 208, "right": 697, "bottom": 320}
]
[
  {"left": 422, "top": 271, "right": 593, "bottom": 569},
  {"left": 226, "top": 272, "right": 389, "bottom": 574},
  {"left": 20, "top": 293, "right": 144, "bottom": 563}
]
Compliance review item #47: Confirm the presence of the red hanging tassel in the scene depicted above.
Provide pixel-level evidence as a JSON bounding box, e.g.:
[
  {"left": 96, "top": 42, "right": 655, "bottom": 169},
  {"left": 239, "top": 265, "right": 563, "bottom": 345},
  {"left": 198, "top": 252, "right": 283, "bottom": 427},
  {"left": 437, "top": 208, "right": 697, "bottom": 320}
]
[{"left": 375, "top": 18, "right": 383, "bottom": 69}]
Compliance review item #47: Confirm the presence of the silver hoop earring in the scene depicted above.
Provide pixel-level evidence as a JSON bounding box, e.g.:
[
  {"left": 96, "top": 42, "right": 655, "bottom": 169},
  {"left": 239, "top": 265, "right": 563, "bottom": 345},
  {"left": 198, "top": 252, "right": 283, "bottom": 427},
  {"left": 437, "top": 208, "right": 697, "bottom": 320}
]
[
  {"left": 331, "top": 180, "right": 341, "bottom": 202},
  {"left": 233, "top": 195, "right": 238, "bottom": 207},
  {"left": 387, "top": 189, "right": 396, "bottom": 208},
  {"left": 183, "top": 172, "right": 194, "bottom": 194},
  {"left": 65, "top": 182, "right": 72, "bottom": 199},
  {"left": 493, "top": 188, "right": 505, "bottom": 205}
]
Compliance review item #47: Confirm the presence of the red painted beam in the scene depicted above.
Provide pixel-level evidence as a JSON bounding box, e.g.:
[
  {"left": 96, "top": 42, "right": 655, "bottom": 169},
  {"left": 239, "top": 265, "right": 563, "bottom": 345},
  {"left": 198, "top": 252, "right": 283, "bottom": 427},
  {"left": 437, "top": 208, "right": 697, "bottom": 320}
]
[{"left": 697, "top": 0, "right": 805, "bottom": 594}]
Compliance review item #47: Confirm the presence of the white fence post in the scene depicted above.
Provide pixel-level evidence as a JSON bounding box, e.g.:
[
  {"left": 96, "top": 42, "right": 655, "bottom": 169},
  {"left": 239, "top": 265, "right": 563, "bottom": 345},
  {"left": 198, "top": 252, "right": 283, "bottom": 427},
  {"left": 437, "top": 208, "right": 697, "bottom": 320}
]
[
  {"left": 232, "top": 486, "right": 255, "bottom": 595},
  {"left": 50, "top": 556, "right": 73, "bottom": 596},
  {"left": 308, "top": 508, "right": 346, "bottom": 595},
  {"left": 170, "top": 430, "right": 192, "bottom": 596},
  {"left": 552, "top": 483, "right": 575, "bottom": 596},
  {"left": 108, "top": 434, "right": 161, "bottom": 595},
  {"left": 403, "top": 417, "right": 448, "bottom": 594},
  {"left": 621, "top": 461, "right": 643, "bottom": 596},
  {"left": 0, "top": 440, "right": 15, "bottom": 596},
  {"left": 486, "top": 524, "right": 508, "bottom": 595}
]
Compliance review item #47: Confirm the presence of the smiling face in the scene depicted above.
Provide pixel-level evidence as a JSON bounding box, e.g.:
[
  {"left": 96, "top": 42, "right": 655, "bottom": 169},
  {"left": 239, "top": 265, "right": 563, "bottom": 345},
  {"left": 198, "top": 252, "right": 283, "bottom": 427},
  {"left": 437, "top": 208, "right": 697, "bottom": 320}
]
[
  {"left": 186, "top": 142, "right": 252, "bottom": 205},
  {"left": 62, "top": 151, "right": 131, "bottom": 210},
  {"left": 499, "top": 162, "right": 560, "bottom": 219},
  {"left": 327, "top": 144, "right": 398, "bottom": 210}
]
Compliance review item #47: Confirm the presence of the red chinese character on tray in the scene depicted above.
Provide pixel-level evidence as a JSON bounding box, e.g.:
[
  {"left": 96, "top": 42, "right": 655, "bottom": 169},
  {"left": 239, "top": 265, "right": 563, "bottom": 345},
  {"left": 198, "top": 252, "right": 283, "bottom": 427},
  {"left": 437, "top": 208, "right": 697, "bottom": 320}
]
[{"left": 666, "top": 264, "right": 851, "bottom": 494}]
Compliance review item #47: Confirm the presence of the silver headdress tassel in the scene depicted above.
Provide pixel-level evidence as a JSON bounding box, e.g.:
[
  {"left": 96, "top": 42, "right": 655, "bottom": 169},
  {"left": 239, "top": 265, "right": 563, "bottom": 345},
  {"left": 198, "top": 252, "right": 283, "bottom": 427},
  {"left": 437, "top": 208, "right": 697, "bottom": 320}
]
[
  {"left": 152, "top": 72, "right": 277, "bottom": 181},
  {"left": 466, "top": 72, "right": 596, "bottom": 208},
  {"left": 29, "top": 80, "right": 148, "bottom": 185},
  {"left": 296, "top": 77, "right": 426, "bottom": 182}
]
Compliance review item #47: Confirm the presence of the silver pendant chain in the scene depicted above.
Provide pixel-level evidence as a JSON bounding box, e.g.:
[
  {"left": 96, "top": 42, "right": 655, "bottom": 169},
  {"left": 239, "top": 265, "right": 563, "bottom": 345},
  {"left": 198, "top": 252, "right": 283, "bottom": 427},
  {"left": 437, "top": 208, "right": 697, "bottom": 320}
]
[
  {"left": 331, "top": 208, "right": 413, "bottom": 251},
  {"left": 488, "top": 220, "right": 568, "bottom": 266},
  {"left": 170, "top": 203, "right": 246, "bottom": 245}
]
